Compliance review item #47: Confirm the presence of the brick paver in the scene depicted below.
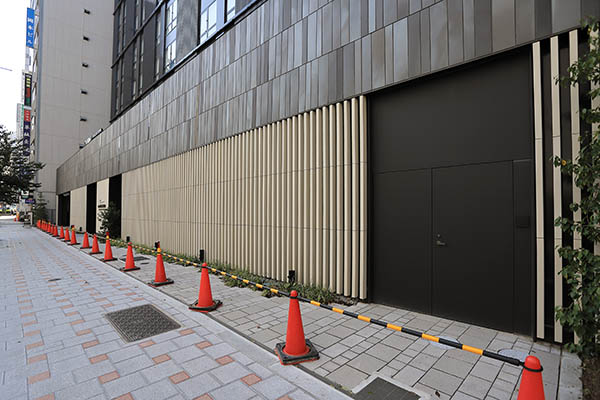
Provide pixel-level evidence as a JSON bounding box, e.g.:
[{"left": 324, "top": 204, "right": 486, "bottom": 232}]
[
  {"left": 0, "top": 219, "right": 350, "bottom": 400},
  {"left": 81, "top": 227, "right": 583, "bottom": 400}
]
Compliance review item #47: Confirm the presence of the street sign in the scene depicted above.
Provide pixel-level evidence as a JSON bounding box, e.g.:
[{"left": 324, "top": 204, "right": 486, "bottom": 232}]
[{"left": 24, "top": 198, "right": 36, "bottom": 204}]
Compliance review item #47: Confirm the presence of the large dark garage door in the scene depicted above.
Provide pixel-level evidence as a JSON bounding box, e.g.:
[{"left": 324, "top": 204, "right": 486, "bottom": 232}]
[{"left": 370, "top": 46, "right": 533, "bottom": 334}]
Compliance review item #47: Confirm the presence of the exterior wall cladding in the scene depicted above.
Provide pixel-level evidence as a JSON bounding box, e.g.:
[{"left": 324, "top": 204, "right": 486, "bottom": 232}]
[{"left": 57, "top": 0, "right": 599, "bottom": 339}]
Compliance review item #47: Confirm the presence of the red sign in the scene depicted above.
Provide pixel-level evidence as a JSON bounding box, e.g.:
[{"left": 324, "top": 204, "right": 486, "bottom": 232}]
[{"left": 24, "top": 108, "right": 31, "bottom": 122}]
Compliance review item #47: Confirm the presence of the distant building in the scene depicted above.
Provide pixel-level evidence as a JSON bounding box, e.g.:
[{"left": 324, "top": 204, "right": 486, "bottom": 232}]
[
  {"left": 27, "top": 0, "right": 113, "bottom": 220},
  {"left": 56, "top": 0, "right": 599, "bottom": 343}
]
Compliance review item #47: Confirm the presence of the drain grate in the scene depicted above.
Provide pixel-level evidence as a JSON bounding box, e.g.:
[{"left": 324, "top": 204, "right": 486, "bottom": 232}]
[
  {"left": 355, "top": 377, "right": 420, "bottom": 400},
  {"left": 118, "top": 256, "right": 149, "bottom": 262},
  {"left": 105, "top": 304, "right": 180, "bottom": 342}
]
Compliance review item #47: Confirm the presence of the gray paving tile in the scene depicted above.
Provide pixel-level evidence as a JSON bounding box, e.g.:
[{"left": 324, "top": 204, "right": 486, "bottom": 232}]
[
  {"left": 211, "top": 361, "right": 251, "bottom": 384},
  {"left": 116, "top": 353, "right": 154, "bottom": 375},
  {"left": 393, "top": 365, "right": 426, "bottom": 386},
  {"left": 181, "top": 355, "right": 220, "bottom": 376},
  {"left": 326, "top": 365, "right": 368, "bottom": 390},
  {"left": 420, "top": 368, "right": 463, "bottom": 395},
  {"left": 103, "top": 371, "right": 147, "bottom": 399},
  {"left": 252, "top": 375, "right": 296, "bottom": 400},
  {"left": 132, "top": 378, "right": 179, "bottom": 400},
  {"left": 458, "top": 375, "right": 493, "bottom": 399},
  {"left": 210, "top": 380, "right": 256, "bottom": 400}
]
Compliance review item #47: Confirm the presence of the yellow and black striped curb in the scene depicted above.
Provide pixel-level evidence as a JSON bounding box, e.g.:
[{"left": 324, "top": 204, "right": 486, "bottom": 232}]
[{"left": 101, "top": 237, "right": 523, "bottom": 367}]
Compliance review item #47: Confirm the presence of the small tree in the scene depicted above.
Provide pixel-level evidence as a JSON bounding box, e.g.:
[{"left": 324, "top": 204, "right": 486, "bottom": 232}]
[
  {"left": 554, "top": 20, "right": 600, "bottom": 361},
  {"left": 32, "top": 194, "right": 48, "bottom": 223},
  {"left": 0, "top": 125, "right": 43, "bottom": 203},
  {"left": 98, "top": 201, "right": 121, "bottom": 238}
]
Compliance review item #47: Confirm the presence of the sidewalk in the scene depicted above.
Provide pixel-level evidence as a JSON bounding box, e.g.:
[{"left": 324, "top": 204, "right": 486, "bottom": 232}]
[
  {"left": 0, "top": 219, "right": 351, "bottom": 400},
  {"left": 85, "top": 233, "right": 583, "bottom": 400}
]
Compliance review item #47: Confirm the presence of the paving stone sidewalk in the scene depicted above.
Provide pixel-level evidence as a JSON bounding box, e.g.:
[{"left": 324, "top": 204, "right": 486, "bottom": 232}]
[
  {"left": 0, "top": 220, "right": 351, "bottom": 400},
  {"left": 78, "top": 232, "right": 584, "bottom": 400}
]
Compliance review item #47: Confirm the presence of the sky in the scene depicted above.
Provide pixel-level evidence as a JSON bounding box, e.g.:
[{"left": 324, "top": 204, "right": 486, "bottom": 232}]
[{"left": 0, "top": 1, "right": 28, "bottom": 133}]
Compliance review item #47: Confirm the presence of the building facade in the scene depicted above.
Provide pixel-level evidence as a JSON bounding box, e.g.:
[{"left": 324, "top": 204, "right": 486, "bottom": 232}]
[
  {"left": 57, "top": 0, "right": 599, "bottom": 343},
  {"left": 28, "top": 0, "right": 113, "bottom": 219}
]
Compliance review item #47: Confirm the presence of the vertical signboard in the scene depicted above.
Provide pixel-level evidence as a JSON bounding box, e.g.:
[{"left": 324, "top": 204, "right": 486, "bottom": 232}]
[
  {"left": 23, "top": 107, "right": 31, "bottom": 156},
  {"left": 16, "top": 103, "right": 24, "bottom": 139},
  {"left": 23, "top": 74, "right": 32, "bottom": 107},
  {"left": 26, "top": 8, "right": 35, "bottom": 48}
]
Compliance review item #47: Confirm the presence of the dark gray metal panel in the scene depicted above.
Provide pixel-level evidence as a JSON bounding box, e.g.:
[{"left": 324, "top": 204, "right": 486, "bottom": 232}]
[
  {"left": 474, "top": 0, "right": 492, "bottom": 57},
  {"left": 372, "top": 29, "right": 385, "bottom": 89},
  {"left": 393, "top": 18, "right": 408, "bottom": 82},
  {"left": 582, "top": 0, "right": 600, "bottom": 20},
  {"left": 447, "top": 0, "right": 463, "bottom": 65},
  {"left": 408, "top": 13, "right": 421, "bottom": 77},
  {"left": 535, "top": 0, "right": 552, "bottom": 38},
  {"left": 552, "top": 0, "right": 580, "bottom": 33},
  {"left": 369, "top": 0, "right": 376, "bottom": 33},
  {"left": 361, "top": 35, "right": 372, "bottom": 92},
  {"left": 420, "top": 9, "right": 430, "bottom": 74},
  {"left": 385, "top": 25, "right": 394, "bottom": 85},
  {"left": 383, "top": 0, "right": 397, "bottom": 26},
  {"left": 463, "top": 0, "right": 474, "bottom": 60},
  {"left": 374, "top": 0, "right": 384, "bottom": 30},
  {"left": 322, "top": 3, "right": 333, "bottom": 54},
  {"left": 349, "top": 0, "right": 361, "bottom": 42},
  {"left": 340, "top": 0, "right": 349, "bottom": 46},
  {"left": 327, "top": 52, "right": 337, "bottom": 103},
  {"left": 354, "top": 39, "right": 362, "bottom": 93},
  {"left": 343, "top": 42, "right": 355, "bottom": 98},
  {"left": 410, "top": 0, "right": 421, "bottom": 14},
  {"left": 332, "top": 0, "right": 341, "bottom": 49},
  {"left": 336, "top": 48, "right": 344, "bottom": 100},
  {"left": 516, "top": 0, "right": 535, "bottom": 44},
  {"left": 430, "top": 0, "right": 448, "bottom": 71},
  {"left": 318, "top": 55, "right": 328, "bottom": 106},
  {"left": 398, "top": 0, "right": 409, "bottom": 18},
  {"left": 492, "top": 0, "right": 515, "bottom": 51}
]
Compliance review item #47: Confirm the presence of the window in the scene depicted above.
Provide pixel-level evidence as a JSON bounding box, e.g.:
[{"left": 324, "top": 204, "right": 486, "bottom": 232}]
[
  {"left": 165, "top": 40, "right": 176, "bottom": 72},
  {"left": 120, "top": 61, "right": 125, "bottom": 107},
  {"left": 132, "top": 39, "right": 138, "bottom": 98},
  {"left": 116, "top": 7, "right": 122, "bottom": 52},
  {"left": 199, "top": 1, "right": 217, "bottom": 43},
  {"left": 115, "top": 62, "right": 120, "bottom": 113},
  {"left": 155, "top": 11, "right": 163, "bottom": 79},
  {"left": 166, "top": 0, "right": 177, "bottom": 35},
  {"left": 139, "top": 35, "right": 144, "bottom": 93},
  {"left": 226, "top": 0, "right": 236, "bottom": 22}
]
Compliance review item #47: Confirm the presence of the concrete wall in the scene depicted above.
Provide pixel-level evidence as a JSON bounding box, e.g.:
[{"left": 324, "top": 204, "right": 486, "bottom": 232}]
[
  {"left": 57, "top": 1, "right": 599, "bottom": 194},
  {"left": 34, "top": 0, "right": 113, "bottom": 217},
  {"left": 97, "top": 178, "right": 109, "bottom": 232},
  {"left": 69, "top": 186, "right": 87, "bottom": 231},
  {"left": 122, "top": 96, "right": 367, "bottom": 298}
]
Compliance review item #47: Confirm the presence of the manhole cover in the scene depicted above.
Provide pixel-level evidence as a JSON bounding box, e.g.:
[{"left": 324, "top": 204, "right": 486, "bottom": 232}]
[
  {"left": 355, "top": 377, "right": 420, "bottom": 400},
  {"left": 118, "top": 256, "right": 149, "bottom": 262},
  {"left": 431, "top": 335, "right": 460, "bottom": 350},
  {"left": 105, "top": 304, "right": 180, "bottom": 342},
  {"left": 498, "top": 348, "right": 528, "bottom": 363},
  {"left": 47, "top": 278, "right": 61, "bottom": 282}
]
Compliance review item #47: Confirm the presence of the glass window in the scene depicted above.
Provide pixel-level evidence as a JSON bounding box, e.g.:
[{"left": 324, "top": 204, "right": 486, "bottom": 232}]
[
  {"left": 165, "top": 40, "right": 176, "bottom": 72},
  {"left": 120, "top": 61, "right": 125, "bottom": 107},
  {"left": 114, "top": 63, "right": 120, "bottom": 113},
  {"left": 226, "top": 0, "right": 236, "bottom": 22},
  {"left": 139, "top": 35, "right": 144, "bottom": 93},
  {"left": 132, "top": 39, "right": 138, "bottom": 98},
  {"left": 155, "top": 12, "right": 162, "bottom": 79},
  {"left": 116, "top": 7, "right": 122, "bottom": 52},
  {"left": 199, "top": 1, "right": 217, "bottom": 43},
  {"left": 166, "top": 0, "right": 177, "bottom": 35}
]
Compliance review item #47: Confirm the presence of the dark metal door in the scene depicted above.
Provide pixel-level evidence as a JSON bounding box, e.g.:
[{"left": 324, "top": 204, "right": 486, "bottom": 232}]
[{"left": 432, "top": 162, "right": 514, "bottom": 331}]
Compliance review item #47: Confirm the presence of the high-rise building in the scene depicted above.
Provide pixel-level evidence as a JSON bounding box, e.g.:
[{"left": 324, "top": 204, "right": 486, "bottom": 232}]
[
  {"left": 28, "top": 0, "right": 113, "bottom": 220},
  {"left": 56, "top": 0, "right": 599, "bottom": 343}
]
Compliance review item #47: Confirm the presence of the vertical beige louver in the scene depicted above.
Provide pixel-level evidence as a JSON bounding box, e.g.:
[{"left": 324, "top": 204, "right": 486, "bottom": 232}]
[{"left": 121, "top": 96, "right": 368, "bottom": 298}]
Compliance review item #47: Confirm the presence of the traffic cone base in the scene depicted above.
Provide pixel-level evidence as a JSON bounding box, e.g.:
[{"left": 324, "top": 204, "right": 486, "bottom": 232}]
[
  {"left": 120, "top": 266, "right": 140, "bottom": 272},
  {"left": 148, "top": 278, "right": 174, "bottom": 287},
  {"left": 275, "top": 339, "right": 319, "bottom": 365},
  {"left": 189, "top": 299, "right": 222, "bottom": 313},
  {"left": 274, "top": 290, "right": 319, "bottom": 365}
]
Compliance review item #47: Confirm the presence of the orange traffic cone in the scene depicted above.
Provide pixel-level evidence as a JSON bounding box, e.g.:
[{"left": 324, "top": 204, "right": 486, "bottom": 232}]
[
  {"left": 69, "top": 228, "right": 79, "bottom": 245},
  {"left": 274, "top": 290, "right": 319, "bottom": 365},
  {"left": 103, "top": 234, "right": 116, "bottom": 261},
  {"left": 59, "top": 226, "right": 65, "bottom": 239},
  {"left": 53, "top": 225, "right": 59, "bottom": 237},
  {"left": 120, "top": 243, "right": 140, "bottom": 272},
  {"left": 81, "top": 232, "right": 90, "bottom": 249},
  {"left": 517, "top": 356, "right": 545, "bottom": 400},
  {"left": 189, "top": 263, "right": 222, "bottom": 312},
  {"left": 63, "top": 227, "right": 71, "bottom": 242},
  {"left": 148, "top": 248, "right": 173, "bottom": 286},
  {"left": 90, "top": 234, "right": 101, "bottom": 254}
]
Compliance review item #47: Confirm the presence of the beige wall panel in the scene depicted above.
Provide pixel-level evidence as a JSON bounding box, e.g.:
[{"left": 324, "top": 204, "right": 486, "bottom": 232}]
[
  {"left": 69, "top": 186, "right": 87, "bottom": 231},
  {"left": 120, "top": 97, "right": 367, "bottom": 296}
]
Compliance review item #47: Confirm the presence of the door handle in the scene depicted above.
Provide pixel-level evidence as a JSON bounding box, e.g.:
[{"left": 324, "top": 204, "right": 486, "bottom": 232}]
[{"left": 436, "top": 239, "right": 446, "bottom": 247}]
